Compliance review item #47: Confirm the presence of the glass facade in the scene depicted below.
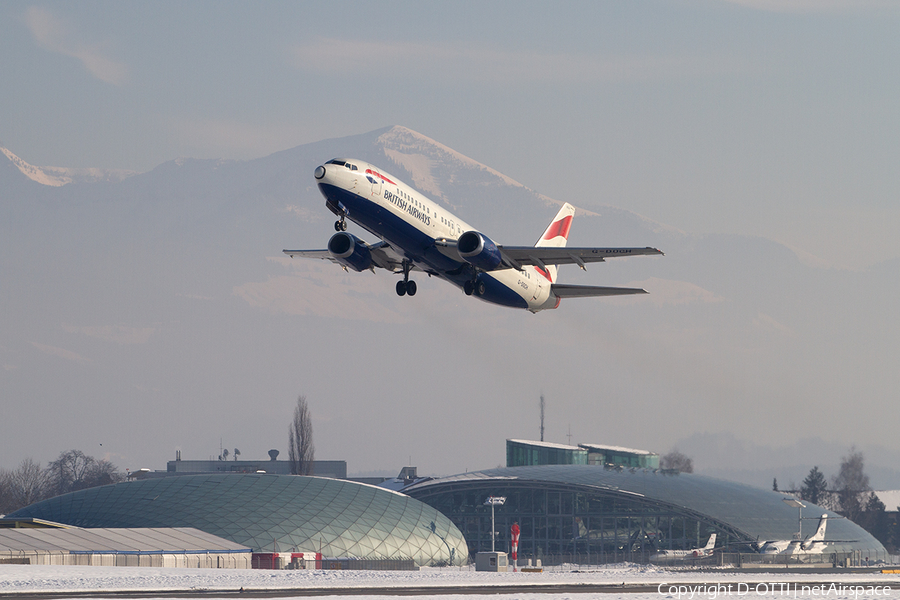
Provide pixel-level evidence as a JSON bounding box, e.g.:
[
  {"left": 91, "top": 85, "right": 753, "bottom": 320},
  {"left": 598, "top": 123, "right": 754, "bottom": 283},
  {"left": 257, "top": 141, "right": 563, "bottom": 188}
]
[
  {"left": 405, "top": 465, "right": 887, "bottom": 563},
  {"left": 506, "top": 440, "right": 587, "bottom": 467},
  {"left": 8, "top": 474, "right": 467, "bottom": 567}
]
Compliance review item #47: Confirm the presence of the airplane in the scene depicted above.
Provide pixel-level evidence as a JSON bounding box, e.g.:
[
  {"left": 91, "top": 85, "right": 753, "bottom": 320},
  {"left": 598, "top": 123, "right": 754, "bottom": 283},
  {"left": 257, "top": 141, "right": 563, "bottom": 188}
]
[
  {"left": 284, "top": 159, "right": 663, "bottom": 313},
  {"left": 759, "top": 515, "right": 829, "bottom": 555},
  {"left": 650, "top": 534, "right": 717, "bottom": 562}
]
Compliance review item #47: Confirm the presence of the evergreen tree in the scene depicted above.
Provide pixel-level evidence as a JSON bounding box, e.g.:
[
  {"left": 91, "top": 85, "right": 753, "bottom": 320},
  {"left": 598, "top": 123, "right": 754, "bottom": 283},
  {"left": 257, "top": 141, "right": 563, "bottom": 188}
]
[{"left": 800, "top": 466, "right": 828, "bottom": 505}]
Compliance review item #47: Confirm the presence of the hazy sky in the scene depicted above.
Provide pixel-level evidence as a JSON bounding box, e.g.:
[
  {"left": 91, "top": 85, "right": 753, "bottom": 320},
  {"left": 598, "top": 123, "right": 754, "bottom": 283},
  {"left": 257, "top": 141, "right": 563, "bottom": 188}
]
[
  {"left": 1, "top": 1, "right": 898, "bottom": 483},
  {"left": 1, "top": 1, "right": 897, "bottom": 269}
]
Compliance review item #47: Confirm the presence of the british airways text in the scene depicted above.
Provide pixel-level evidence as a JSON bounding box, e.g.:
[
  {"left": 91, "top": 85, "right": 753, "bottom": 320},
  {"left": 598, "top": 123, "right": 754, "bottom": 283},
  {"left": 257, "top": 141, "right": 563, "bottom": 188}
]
[{"left": 385, "top": 190, "right": 430, "bottom": 226}]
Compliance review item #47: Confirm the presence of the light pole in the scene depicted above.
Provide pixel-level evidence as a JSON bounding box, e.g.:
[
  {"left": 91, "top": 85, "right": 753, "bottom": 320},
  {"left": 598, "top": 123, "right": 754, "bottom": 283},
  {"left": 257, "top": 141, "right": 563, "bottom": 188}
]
[
  {"left": 484, "top": 496, "right": 506, "bottom": 552},
  {"left": 783, "top": 497, "right": 806, "bottom": 540}
]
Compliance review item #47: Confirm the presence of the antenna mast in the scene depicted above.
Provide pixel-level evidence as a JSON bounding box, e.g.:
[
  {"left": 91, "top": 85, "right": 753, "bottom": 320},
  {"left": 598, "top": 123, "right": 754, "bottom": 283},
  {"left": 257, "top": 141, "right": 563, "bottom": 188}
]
[{"left": 539, "top": 395, "right": 545, "bottom": 442}]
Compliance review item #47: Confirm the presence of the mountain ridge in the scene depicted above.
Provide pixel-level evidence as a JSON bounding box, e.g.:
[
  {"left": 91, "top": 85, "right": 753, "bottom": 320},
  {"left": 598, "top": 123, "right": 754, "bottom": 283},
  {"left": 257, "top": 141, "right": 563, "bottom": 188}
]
[
  {"left": 1, "top": 126, "right": 895, "bottom": 479},
  {"left": 0, "top": 147, "right": 138, "bottom": 186}
]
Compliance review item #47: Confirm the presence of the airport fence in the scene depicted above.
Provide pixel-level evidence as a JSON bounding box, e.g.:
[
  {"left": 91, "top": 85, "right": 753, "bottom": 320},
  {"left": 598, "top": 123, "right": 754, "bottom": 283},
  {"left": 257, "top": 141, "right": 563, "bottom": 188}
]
[
  {"left": 506, "top": 550, "right": 890, "bottom": 569},
  {"left": 320, "top": 558, "right": 418, "bottom": 571}
]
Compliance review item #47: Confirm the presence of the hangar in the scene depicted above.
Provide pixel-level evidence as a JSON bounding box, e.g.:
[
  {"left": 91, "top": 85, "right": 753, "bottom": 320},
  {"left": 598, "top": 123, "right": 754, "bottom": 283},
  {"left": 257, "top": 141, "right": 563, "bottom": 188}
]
[
  {"left": 403, "top": 465, "right": 887, "bottom": 564},
  {"left": 0, "top": 522, "right": 250, "bottom": 568},
  {"left": 7, "top": 474, "right": 467, "bottom": 567}
]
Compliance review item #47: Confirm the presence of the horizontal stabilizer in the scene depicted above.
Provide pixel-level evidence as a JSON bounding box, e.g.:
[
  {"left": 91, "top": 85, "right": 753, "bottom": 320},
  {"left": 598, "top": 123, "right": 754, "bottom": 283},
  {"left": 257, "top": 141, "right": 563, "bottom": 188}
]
[
  {"left": 502, "top": 246, "right": 663, "bottom": 269},
  {"left": 551, "top": 283, "right": 648, "bottom": 298}
]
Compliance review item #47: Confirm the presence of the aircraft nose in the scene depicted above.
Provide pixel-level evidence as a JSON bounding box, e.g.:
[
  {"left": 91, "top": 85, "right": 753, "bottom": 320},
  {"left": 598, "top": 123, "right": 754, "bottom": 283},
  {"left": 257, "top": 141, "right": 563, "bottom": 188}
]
[{"left": 314, "top": 165, "right": 326, "bottom": 180}]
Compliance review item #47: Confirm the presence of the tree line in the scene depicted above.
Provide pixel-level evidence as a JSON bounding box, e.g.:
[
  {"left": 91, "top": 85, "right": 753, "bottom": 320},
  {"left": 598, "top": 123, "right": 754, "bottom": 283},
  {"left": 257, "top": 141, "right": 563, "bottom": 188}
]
[
  {"left": 792, "top": 448, "right": 898, "bottom": 553},
  {"left": 0, "top": 450, "right": 123, "bottom": 515},
  {"left": 1, "top": 394, "right": 316, "bottom": 516}
]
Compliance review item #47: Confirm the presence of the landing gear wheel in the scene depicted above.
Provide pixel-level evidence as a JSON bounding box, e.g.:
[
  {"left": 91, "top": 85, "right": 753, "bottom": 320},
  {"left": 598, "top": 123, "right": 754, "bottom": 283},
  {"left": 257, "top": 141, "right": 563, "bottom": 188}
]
[
  {"left": 463, "top": 280, "right": 474, "bottom": 296},
  {"left": 397, "top": 259, "right": 415, "bottom": 298},
  {"left": 475, "top": 280, "right": 486, "bottom": 296},
  {"left": 334, "top": 218, "right": 347, "bottom": 232}
]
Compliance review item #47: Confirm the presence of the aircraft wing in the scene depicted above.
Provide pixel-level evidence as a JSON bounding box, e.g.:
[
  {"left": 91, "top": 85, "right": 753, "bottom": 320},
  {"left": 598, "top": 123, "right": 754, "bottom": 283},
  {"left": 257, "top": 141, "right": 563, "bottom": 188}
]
[
  {"left": 283, "top": 241, "right": 409, "bottom": 272},
  {"left": 551, "top": 283, "right": 648, "bottom": 298},
  {"left": 499, "top": 246, "right": 664, "bottom": 270},
  {"left": 283, "top": 249, "right": 332, "bottom": 260}
]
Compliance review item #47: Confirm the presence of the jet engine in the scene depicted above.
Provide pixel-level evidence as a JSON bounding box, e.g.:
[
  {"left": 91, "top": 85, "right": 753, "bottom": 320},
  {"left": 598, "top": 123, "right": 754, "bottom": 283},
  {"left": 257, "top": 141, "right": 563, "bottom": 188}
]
[
  {"left": 457, "top": 231, "right": 502, "bottom": 271},
  {"left": 327, "top": 232, "right": 373, "bottom": 272}
]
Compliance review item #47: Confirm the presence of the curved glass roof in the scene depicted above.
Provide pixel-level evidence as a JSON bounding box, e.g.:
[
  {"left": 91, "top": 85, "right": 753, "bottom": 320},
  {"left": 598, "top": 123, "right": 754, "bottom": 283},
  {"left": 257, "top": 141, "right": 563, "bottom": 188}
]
[
  {"left": 8, "top": 475, "right": 467, "bottom": 566},
  {"left": 405, "top": 465, "right": 884, "bottom": 554}
]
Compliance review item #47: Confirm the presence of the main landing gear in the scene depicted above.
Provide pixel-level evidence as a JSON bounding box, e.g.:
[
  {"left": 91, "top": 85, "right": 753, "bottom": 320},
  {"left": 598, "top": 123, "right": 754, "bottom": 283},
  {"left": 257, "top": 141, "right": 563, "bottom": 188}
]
[
  {"left": 463, "top": 277, "right": 486, "bottom": 297},
  {"left": 396, "top": 260, "right": 417, "bottom": 297},
  {"left": 334, "top": 216, "right": 347, "bottom": 232}
]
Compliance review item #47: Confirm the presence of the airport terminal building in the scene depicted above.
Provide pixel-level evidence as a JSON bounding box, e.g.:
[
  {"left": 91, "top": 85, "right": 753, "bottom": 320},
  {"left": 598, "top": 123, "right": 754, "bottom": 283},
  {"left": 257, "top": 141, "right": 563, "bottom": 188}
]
[
  {"left": 5, "top": 459, "right": 887, "bottom": 569},
  {"left": 404, "top": 465, "right": 887, "bottom": 564}
]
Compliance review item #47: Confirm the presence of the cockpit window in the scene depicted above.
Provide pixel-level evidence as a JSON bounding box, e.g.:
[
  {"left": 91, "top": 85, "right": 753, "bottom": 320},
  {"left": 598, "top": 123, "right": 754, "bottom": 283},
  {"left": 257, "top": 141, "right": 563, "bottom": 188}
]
[{"left": 326, "top": 159, "right": 358, "bottom": 171}]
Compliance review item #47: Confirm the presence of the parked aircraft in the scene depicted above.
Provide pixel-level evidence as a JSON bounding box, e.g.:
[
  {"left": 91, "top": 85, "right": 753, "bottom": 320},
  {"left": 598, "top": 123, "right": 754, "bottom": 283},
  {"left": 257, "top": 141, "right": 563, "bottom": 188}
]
[
  {"left": 284, "top": 159, "right": 663, "bottom": 313},
  {"left": 759, "top": 515, "right": 829, "bottom": 555},
  {"left": 650, "top": 534, "right": 717, "bottom": 562}
]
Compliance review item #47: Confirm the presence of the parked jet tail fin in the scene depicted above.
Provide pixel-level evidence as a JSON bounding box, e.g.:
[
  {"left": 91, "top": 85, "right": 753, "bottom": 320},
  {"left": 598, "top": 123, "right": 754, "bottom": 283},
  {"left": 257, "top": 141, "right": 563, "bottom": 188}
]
[
  {"left": 551, "top": 284, "right": 648, "bottom": 298},
  {"left": 705, "top": 533, "right": 717, "bottom": 550},
  {"left": 810, "top": 515, "right": 828, "bottom": 542},
  {"left": 534, "top": 203, "right": 575, "bottom": 283}
]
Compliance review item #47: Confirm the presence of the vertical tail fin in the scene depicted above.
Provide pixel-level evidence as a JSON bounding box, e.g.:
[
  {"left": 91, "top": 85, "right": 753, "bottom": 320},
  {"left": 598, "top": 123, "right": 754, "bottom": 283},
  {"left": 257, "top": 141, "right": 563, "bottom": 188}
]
[
  {"left": 810, "top": 515, "right": 827, "bottom": 542},
  {"left": 534, "top": 203, "right": 575, "bottom": 284},
  {"left": 704, "top": 533, "right": 717, "bottom": 550}
]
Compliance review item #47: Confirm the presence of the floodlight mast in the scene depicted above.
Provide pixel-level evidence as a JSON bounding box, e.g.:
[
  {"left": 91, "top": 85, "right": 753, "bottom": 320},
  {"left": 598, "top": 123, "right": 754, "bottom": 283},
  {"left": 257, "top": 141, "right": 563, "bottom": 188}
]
[
  {"left": 783, "top": 497, "right": 806, "bottom": 540},
  {"left": 484, "top": 496, "right": 507, "bottom": 552}
]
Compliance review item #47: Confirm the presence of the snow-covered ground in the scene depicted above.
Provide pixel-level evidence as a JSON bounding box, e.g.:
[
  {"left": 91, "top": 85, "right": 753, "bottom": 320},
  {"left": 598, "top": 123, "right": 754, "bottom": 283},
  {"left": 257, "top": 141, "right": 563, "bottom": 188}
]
[{"left": 2, "top": 563, "right": 899, "bottom": 599}]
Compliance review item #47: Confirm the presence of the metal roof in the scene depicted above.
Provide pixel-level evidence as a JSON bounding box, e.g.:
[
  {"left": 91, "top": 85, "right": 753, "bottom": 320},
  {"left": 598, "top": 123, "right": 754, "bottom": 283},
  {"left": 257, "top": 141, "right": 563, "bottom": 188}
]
[
  {"left": 0, "top": 527, "right": 249, "bottom": 554},
  {"left": 8, "top": 474, "right": 468, "bottom": 566},
  {"left": 578, "top": 443, "right": 656, "bottom": 455},
  {"left": 405, "top": 465, "right": 885, "bottom": 554}
]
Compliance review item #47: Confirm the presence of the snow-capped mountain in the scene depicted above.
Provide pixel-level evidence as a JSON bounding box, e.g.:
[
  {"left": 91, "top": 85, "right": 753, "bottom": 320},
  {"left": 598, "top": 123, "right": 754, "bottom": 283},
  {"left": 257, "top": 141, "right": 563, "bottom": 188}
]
[
  {"left": 0, "top": 146, "right": 137, "bottom": 187},
  {"left": 0, "top": 126, "right": 897, "bottom": 488}
]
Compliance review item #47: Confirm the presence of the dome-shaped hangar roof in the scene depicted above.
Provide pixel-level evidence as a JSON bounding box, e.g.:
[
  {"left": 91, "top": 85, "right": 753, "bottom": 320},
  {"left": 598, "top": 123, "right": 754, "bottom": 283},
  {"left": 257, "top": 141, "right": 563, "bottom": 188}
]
[
  {"left": 404, "top": 465, "right": 884, "bottom": 555},
  {"left": 8, "top": 474, "right": 467, "bottom": 566}
]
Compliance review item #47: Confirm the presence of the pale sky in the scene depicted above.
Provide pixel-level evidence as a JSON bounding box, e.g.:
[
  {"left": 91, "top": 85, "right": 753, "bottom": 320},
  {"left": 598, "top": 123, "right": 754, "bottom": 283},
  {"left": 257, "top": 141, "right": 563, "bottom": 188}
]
[
  {"left": 2, "top": 1, "right": 898, "bottom": 268},
  {"left": 1, "top": 1, "right": 898, "bottom": 484}
]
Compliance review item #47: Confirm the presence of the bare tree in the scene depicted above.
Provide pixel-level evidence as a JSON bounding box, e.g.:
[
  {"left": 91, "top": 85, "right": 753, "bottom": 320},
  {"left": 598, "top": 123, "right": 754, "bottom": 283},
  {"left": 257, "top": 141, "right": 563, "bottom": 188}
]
[
  {"left": 660, "top": 448, "right": 694, "bottom": 473},
  {"left": 47, "top": 450, "right": 122, "bottom": 496},
  {"left": 288, "top": 395, "right": 315, "bottom": 475},
  {"left": 0, "top": 468, "right": 13, "bottom": 515},
  {"left": 832, "top": 446, "right": 870, "bottom": 522},
  {"left": 88, "top": 459, "right": 124, "bottom": 487},
  {"left": 1, "top": 458, "right": 50, "bottom": 513},
  {"left": 47, "top": 450, "right": 96, "bottom": 496}
]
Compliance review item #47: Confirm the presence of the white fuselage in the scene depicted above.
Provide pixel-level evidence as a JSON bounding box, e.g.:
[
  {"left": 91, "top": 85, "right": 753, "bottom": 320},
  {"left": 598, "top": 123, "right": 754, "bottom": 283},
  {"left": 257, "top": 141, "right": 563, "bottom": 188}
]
[
  {"left": 760, "top": 516, "right": 829, "bottom": 556},
  {"left": 316, "top": 159, "right": 558, "bottom": 312}
]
